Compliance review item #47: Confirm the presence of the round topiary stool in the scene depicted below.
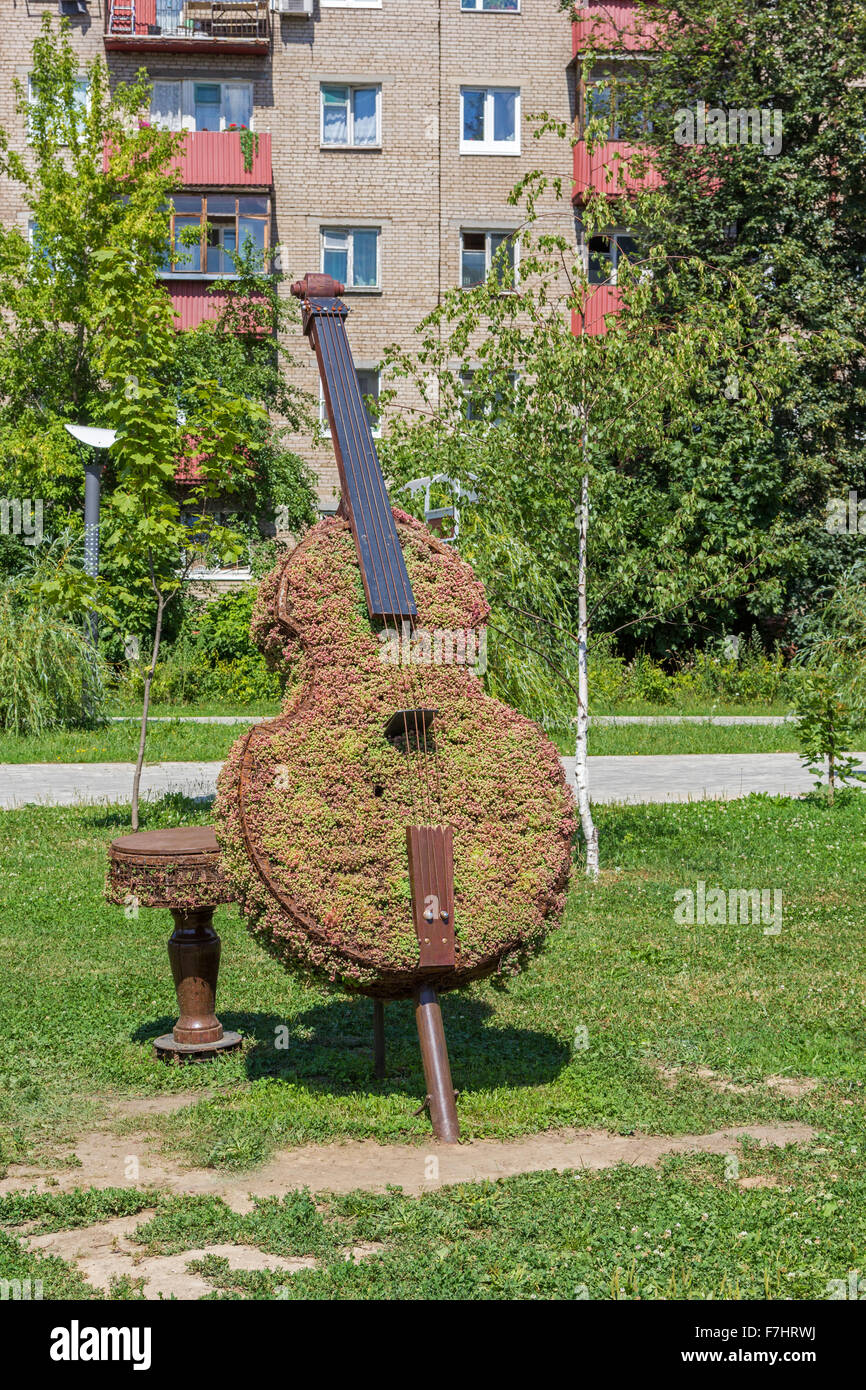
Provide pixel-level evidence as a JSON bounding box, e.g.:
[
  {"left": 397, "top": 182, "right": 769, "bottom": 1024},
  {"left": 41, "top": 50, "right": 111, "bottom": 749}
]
[{"left": 106, "top": 827, "right": 241, "bottom": 1061}]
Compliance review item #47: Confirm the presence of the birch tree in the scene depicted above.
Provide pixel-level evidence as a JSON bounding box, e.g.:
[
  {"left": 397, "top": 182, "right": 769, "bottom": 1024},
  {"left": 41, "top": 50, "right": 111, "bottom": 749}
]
[{"left": 381, "top": 204, "right": 793, "bottom": 875}]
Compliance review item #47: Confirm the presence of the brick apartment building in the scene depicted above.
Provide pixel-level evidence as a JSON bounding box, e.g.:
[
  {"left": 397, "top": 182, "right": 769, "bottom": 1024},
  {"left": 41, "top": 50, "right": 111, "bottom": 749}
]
[{"left": 0, "top": 0, "right": 581, "bottom": 525}]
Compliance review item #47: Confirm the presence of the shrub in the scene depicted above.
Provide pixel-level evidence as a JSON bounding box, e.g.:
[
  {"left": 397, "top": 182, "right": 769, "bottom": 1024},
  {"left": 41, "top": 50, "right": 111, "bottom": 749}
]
[
  {"left": 0, "top": 576, "right": 107, "bottom": 734},
  {"left": 111, "top": 585, "right": 281, "bottom": 707}
]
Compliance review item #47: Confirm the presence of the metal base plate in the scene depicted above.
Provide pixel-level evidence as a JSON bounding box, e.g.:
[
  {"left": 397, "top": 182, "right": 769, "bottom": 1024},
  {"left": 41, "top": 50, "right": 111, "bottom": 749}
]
[{"left": 154, "top": 1030, "right": 242, "bottom": 1062}]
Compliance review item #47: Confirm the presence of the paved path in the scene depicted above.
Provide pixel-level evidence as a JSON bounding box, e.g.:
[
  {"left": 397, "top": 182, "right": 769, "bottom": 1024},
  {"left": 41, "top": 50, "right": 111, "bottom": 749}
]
[
  {"left": 0, "top": 761, "right": 224, "bottom": 809},
  {"left": 560, "top": 753, "right": 865, "bottom": 804},
  {"left": 1, "top": 753, "right": 862, "bottom": 809}
]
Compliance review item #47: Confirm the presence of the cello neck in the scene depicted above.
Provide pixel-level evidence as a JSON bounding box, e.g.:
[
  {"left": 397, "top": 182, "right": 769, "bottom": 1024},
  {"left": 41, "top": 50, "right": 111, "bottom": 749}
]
[{"left": 291, "top": 273, "right": 416, "bottom": 623}]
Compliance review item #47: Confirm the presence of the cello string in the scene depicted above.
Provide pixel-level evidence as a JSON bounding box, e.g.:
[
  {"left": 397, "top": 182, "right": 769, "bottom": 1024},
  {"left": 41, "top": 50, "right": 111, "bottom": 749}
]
[
  {"left": 321, "top": 299, "right": 443, "bottom": 920},
  {"left": 315, "top": 304, "right": 422, "bottom": 827},
  {"left": 319, "top": 301, "right": 433, "bottom": 831}
]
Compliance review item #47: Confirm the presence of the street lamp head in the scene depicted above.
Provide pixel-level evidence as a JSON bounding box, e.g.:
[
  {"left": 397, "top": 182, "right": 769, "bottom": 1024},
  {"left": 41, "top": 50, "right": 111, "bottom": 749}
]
[{"left": 64, "top": 424, "right": 117, "bottom": 450}]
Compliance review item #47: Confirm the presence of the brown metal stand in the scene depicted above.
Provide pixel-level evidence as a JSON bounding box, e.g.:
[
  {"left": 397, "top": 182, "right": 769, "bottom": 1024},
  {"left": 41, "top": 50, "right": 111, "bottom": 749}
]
[
  {"left": 373, "top": 999, "right": 386, "bottom": 1079},
  {"left": 154, "top": 907, "right": 242, "bottom": 1060},
  {"left": 413, "top": 984, "right": 459, "bottom": 1143}
]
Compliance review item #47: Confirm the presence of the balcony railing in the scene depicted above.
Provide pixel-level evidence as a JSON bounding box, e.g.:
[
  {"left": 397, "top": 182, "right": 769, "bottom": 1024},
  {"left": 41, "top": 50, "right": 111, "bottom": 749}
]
[
  {"left": 175, "top": 130, "right": 273, "bottom": 187},
  {"left": 105, "top": 1, "right": 270, "bottom": 49},
  {"left": 573, "top": 139, "right": 662, "bottom": 199}
]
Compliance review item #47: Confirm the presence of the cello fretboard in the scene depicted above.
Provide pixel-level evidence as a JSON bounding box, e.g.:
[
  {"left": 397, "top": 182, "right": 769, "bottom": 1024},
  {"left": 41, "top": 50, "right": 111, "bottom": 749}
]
[{"left": 293, "top": 275, "right": 416, "bottom": 622}]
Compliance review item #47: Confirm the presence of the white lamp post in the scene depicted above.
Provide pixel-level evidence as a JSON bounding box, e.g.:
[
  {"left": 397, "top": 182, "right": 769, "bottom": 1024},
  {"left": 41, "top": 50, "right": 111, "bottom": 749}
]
[{"left": 64, "top": 423, "right": 117, "bottom": 643}]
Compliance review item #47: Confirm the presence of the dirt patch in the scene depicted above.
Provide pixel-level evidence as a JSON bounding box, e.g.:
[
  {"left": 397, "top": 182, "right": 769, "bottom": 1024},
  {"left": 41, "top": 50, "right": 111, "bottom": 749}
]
[
  {"left": 655, "top": 1065, "right": 819, "bottom": 1098},
  {"left": 26, "top": 1216, "right": 318, "bottom": 1300},
  {"left": 8, "top": 1123, "right": 814, "bottom": 1299},
  {"left": 764, "top": 1075, "right": 820, "bottom": 1099},
  {"left": 737, "top": 1175, "right": 783, "bottom": 1189},
  {"left": 0, "top": 1122, "right": 814, "bottom": 1207},
  {"left": 109, "top": 1093, "right": 210, "bottom": 1120},
  {"left": 24, "top": 1215, "right": 385, "bottom": 1300}
]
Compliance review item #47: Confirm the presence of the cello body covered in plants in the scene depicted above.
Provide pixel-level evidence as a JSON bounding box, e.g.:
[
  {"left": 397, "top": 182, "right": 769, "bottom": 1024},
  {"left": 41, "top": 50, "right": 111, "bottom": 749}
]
[{"left": 214, "top": 274, "right": 574, "bottom": 1136}]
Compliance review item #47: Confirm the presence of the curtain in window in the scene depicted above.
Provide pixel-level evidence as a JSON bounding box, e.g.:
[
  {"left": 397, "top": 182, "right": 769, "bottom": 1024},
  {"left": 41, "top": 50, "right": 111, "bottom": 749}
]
[
  {"left": 322, "top": 86, "right": 349, "bottom": 143},
  {"left": 223, "top": 84, "right": 253, "bottom": 129},
  {"left": 352, "top": 230, "right": 378, "bottom": 286},
  {"left": 492, "top": 89, "right": 516, "bottom": 142},
  {"left": 323, "top": 233, "right": 349, "bottom": 285},
  {"left": 151, "top": 81, "right": 182, "bottom": 131},
  {"left": 352, "top": 89, "right": 377, "bottom": 145}
]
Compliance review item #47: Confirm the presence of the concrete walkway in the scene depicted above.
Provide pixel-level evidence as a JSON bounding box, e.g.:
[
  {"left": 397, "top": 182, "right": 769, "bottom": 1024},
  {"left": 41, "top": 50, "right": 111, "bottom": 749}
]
[
  {"left": 561, "top": 752, "right": 865, "bottom": 804},
  {"left": 1, "top": 752, "right": 861, "bottom": 809}
]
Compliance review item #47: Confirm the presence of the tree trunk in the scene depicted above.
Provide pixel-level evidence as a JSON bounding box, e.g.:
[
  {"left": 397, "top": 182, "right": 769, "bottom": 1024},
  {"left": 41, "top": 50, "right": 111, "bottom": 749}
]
[
  {"left": 574, "top": 472, "right": 599, "bottom": 878},
  {"left": 131, "top": 591, "right": 165, "bottom": 831},
  {"left": 828, "top": 746, "right": 835, "bottom": 807}
]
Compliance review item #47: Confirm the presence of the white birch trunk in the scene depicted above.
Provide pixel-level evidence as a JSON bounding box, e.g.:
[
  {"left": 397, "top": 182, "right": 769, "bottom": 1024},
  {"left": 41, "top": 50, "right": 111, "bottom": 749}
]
[
  {"left": 131, "top": 591, "right": 164, "bottom": 832},
  {"left": 574, "top": 471, "right": 599, "bottom": 877}
]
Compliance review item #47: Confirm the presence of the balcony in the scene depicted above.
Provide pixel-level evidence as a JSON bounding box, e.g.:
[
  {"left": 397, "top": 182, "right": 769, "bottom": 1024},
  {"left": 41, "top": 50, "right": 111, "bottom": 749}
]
[
  {"left": 105, "top": 1, "right": 270, "bottom": 54},
  {"left": 175, "top": 130, "right": 272, "bottom": 187},
  {"left": 572, "top": 283, "right": 621, "bottom": 337},
  {"left": 105, "top": 130, "right": 272, "bottom": 186},
  {"left": 572, "top": 2, "right": 657, "bottom": 55},
  {"left": 573, "top": 138, "right": 662, "bottom": 200}
]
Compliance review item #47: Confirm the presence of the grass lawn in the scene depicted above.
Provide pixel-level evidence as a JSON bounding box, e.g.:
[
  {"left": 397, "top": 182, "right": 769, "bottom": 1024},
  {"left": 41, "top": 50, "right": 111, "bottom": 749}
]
[
  {"left": 0, "top": 716, "right": 842, "bottom": 762},
  {"left": 585, "top": 722, "right": 812, "bottom": 756},
  {"left": 1, "top": 793, "right": 863, "bottom": 1299},
  {"left": 0, "top": 721, "right": 244, "bottom": 765}
]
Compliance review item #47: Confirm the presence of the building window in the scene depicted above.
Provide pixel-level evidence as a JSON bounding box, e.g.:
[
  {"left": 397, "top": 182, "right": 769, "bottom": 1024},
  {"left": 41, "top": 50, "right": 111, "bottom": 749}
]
[
  {"left": 163, "top": 194, "right": 270, "bottom": 277},
  {"left": 460, "top": 86, "right": 520, "bottom": 154},
  {"left": 320, "top": 368, "right": 381, "bottom": 436},
  {"left": 581, "top": 72, "right": 652, "bottom": 142},
  {"left": 587, "top": 229, "right": 640, "bottom": 285},
  {"left": 461, "top": 0, "right": 520, "bottom": 10},
  {"left": 320, "top": 84, "right": 381, "bottom": 147},
  {"left": 583, "top": 81, "right": 619, "bottom": 141},
  {"left": 321, "top": 227, "right": 379, "bottom": 289},
  {"left": 28, "top": 74, "right": 89, "bottom": 141},
  {"left": 150, "top": 80, "right": 253, "bottom": 133},
  {"left": 461, "top": 369, "right": 516, "bottom": 422},
  {"left": 321, "top": 1, "right": 382, "bottom": 7},
  {"left": 182, "top": 508, "right": 252, "bottom": 581},
  {"left": 460, "top": 230, "right": 517, "bottom": 289}
]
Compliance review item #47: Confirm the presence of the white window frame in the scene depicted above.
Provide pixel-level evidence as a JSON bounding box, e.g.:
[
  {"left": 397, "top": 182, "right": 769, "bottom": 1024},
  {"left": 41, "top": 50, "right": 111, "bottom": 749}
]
[
  {"left": 27, "top": 74, "right": 90, "bottom": 143},
  {"left": 460, "top": 228, "right": 519, "bottom": 290},
  {"left": 320, "top": 226, "right": 381, "bottom": 291},
  {"left": 459, "top": 86, "right": 521, "bottom": 155},
  {"left": 149, "top": 79, "right": 254, "bottom": 134},
  {"left": 320, "top": 367, "right": 381, "bottom": 438},
  {"left": 319, "top": 83, "right": 382, "bottom": 148},
  {"left": 321, "top": 1, "right": 382, "bottom": 8},
  {"left": 461, "top": 0, "right": 521, "bottom": 11}
]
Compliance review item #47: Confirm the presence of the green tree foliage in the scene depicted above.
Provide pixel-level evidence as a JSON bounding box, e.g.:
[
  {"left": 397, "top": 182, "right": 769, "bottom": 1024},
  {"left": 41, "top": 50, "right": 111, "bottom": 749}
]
[
  {"left": 574, "top": 0, "right": 866, "bottom": 630},
  {"left": 0, "top": 16, "right": 316, "bottom": 659},
  {"left": 0, "top": 17, "right": 182, "bottom": 513},
  {"left": 380, "top": 198, "right": 791, "bottom": 870},
  {"left": 793, "top": 673, "right": 862, "bottom": 804},
  {"left": 380, "top": 217, "right": 790, "bottom": 715}
]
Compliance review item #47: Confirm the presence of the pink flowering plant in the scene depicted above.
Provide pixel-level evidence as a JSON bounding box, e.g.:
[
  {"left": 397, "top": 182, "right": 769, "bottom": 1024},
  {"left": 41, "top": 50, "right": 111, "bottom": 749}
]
[{"left": 215, "top": 511, "right": 576, "bottom": 998}]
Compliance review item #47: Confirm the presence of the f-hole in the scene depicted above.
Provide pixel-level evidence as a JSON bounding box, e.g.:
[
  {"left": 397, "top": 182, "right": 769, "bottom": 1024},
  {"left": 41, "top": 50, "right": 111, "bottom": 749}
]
[{"left": 384, "top": 708, "right": 438, "bottom": 755}]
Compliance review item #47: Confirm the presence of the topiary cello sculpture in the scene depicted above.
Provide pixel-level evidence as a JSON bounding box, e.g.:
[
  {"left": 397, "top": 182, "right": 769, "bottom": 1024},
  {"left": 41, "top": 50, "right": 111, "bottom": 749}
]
[{"left": 215, "top": 273, "right": 575, "bottom": 1141}]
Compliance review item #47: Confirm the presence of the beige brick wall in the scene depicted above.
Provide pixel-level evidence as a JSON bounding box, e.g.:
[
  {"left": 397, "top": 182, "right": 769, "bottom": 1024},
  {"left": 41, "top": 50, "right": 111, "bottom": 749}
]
[{"left": 0, "top": 1, "right": 576, "bottom": 506}]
